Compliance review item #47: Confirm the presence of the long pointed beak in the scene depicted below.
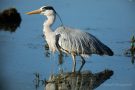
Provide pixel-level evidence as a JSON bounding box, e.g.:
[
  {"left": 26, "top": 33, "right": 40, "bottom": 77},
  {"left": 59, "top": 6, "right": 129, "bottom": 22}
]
[{"left": 26, "top": 9, "right": 42, "bottom": 15}]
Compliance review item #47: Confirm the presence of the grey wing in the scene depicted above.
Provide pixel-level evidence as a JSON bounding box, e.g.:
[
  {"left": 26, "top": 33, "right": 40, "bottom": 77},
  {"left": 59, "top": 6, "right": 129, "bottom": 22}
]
[{"left": 55, "top": 26, "right": 113, "bottom": 56}]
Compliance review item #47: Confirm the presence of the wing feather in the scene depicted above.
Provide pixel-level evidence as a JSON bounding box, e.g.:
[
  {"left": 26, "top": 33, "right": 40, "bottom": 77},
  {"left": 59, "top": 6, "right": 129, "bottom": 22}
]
[{"left": 55, "top": 26, "right": 113, "bottom": 56}]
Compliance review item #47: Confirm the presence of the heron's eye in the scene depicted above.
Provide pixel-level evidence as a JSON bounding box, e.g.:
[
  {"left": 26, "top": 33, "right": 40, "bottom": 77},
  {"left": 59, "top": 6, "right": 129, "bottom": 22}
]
[{"left": 42, "top": 7, "right": 46, "bottom": 11}]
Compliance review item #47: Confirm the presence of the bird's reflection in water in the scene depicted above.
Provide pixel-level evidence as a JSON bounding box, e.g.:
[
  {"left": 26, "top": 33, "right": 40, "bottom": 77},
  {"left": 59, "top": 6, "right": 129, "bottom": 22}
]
[
  {"left": 39, "top": 44, "right": 114, "bottom": 90},
  {"left": 43, "top": 44, "right": 113, "bottom": 90},
  {"left": 33, "top": 69, "right": 113, "bottom": 90},
  {"left": 0, "top": 8, "right": 21, "bottom": 32}
]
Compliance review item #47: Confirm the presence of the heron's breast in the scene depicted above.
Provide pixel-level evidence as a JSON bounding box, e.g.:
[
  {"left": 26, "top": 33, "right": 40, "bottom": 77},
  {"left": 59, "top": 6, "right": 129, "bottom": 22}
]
[{"left": 45, "top": 35, "right": 56, "bottom": 52}]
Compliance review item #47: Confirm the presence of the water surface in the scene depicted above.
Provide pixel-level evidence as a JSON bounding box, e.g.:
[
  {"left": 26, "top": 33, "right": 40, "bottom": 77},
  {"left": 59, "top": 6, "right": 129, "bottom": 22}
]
[{"left": 0, "top": 0, "right": 135, "bottom": 90}]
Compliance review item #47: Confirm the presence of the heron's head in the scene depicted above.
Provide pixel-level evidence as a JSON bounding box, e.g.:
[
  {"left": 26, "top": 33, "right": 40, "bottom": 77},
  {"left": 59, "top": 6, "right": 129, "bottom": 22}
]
[{"left": 26, "top": 6, "right": 56, "bottom": 16}]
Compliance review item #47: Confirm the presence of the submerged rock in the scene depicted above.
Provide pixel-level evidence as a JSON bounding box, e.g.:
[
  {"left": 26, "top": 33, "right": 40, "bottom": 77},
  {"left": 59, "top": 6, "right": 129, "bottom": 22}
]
[
  {"left": 45, "top": 69, "right": 113, "bottom": 90},
  {"left": 0, "top": 8, "right": 21, "bottom": 32}
]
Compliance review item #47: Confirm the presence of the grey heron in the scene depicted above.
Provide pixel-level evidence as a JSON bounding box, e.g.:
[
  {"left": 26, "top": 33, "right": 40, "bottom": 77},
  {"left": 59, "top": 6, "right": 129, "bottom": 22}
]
[{"left": 26, "top": 6, "right": 113, "bottom": 72}]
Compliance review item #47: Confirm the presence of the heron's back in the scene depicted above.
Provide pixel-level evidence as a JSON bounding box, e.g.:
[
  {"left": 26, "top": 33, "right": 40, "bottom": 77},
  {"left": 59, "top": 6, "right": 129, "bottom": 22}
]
[{"left": 55, "top": 26, "right": 113, "bottom": 56}]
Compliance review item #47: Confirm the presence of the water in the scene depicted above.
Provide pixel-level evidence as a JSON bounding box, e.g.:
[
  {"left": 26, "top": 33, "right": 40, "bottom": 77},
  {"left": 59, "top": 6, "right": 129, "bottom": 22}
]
[{"left": 0, "top": 0, "right": 135, "bottom": 90}]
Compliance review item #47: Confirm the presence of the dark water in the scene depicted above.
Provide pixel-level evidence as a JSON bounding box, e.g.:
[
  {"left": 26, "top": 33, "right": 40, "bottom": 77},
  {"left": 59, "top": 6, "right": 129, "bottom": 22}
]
[{"left": 0, "top": 0, "right": 135, "bottom": 90}]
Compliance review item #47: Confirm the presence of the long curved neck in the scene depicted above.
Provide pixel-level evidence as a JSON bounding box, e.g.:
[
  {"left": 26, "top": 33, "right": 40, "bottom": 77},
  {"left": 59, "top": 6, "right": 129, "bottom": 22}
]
[{"left": 43, "top": 15, "right": 56, "bottom": 33}]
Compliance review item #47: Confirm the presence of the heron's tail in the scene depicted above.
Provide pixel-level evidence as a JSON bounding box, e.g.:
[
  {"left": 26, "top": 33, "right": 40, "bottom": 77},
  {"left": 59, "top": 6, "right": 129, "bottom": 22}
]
[
  {"left": 103, "top": 45, "right": 114, "bottom": 56},
  {"left": 92, "top": 36, "right": 114, "bottom": 56},
  {"left": 93, "top": 39, "right": 114, "bottom": 56}
]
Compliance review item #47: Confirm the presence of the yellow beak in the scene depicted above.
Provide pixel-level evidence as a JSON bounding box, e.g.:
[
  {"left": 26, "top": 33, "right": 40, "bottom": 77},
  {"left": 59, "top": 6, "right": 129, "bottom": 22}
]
[{"left": 26, "top": 9, "right": 42, "bottom": 15}]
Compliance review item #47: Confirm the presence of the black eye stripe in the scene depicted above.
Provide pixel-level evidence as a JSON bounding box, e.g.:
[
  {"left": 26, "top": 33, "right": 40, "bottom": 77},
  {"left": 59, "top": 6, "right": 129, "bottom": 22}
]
[
  {"left": 42, "top": 6, "right": 56, "bottom": 13},
  {"left": 42, "top": 6, "right": 54, "bottom": 10}
]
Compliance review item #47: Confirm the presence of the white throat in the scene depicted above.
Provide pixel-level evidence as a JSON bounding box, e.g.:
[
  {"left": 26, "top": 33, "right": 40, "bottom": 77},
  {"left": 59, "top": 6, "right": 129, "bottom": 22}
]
[
  {"left": 43, "top": 15, "right": 56, "bottom": 33},
  {"left": 43, "top": 14, "right": 56, "bottom": 53}
]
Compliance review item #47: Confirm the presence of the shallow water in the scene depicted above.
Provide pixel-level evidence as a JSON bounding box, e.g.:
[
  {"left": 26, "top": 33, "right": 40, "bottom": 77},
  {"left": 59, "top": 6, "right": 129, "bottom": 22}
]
[{"left": 0, "top": 0, "right": 135, "bottom": 90}]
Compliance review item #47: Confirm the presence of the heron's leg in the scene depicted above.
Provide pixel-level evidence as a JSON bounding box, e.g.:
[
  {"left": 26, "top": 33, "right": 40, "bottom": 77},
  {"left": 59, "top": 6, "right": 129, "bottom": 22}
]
[
  {"left": 78, "top": 56, "right": 86, "bottom": 72},
  {"left": 58, "top": 51, "right": 63, "bottom": 65},
  {"left": 71, "top": 54, "right": 76, "bottom": 72}
]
